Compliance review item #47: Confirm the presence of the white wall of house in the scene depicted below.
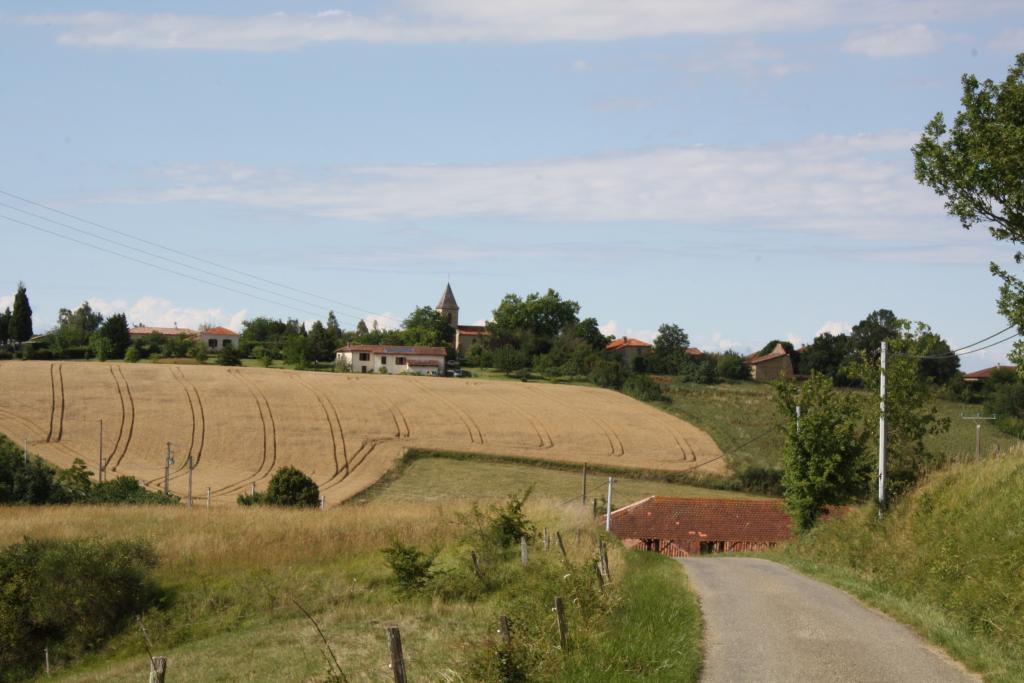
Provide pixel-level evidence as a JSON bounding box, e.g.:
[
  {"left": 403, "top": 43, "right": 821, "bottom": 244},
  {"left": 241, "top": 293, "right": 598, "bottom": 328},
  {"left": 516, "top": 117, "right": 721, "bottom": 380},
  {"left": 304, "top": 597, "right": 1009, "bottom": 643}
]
[
  {"left": 200, "top": 333, "right": 239, "bottom": 350},
  {"left": 336, "top": 351, "right": 444, "bottom": 375}
]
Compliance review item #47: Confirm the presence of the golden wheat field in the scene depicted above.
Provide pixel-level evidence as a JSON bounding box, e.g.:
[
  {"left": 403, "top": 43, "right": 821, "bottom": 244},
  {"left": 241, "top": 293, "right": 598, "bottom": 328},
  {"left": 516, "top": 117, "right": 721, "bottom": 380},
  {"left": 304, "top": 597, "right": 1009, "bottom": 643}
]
[{"left": 0, "top": 360, "right": 723, "bottom": 504}]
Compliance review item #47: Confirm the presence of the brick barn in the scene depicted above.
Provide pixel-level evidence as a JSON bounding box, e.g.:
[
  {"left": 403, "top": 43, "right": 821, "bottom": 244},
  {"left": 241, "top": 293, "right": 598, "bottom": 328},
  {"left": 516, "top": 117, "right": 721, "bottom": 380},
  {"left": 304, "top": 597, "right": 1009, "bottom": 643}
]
[{"left": 604, "top": 496, "right": 794, "bottom": 557}]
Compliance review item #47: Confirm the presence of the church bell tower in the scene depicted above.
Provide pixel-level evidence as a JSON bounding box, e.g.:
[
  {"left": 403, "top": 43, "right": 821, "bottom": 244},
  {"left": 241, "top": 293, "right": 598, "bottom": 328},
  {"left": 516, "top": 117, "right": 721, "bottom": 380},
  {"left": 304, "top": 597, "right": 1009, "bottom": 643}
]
[{"left": 436, "top": 283, "right": 459, "bottom": 329}]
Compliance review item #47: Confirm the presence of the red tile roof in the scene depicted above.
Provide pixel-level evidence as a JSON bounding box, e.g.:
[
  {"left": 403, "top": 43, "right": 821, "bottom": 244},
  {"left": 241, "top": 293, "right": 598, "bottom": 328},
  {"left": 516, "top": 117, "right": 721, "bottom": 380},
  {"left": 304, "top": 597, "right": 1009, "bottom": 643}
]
[
  {"left": 457, "top": 325, "right": 489, "bottom": 336},
  {"left": 129, "top": 326, "right": 197, "bottom": 337},
  {"left": 203, "top": 326, "right": 239, "bottom": 336},
  {"left": 338, "top": 344, "right": 447, "bottom": 357},
  {"left": 684, "top": 347, "right": 703, "bottom": 356},
  {"left": 605, "top": 496, "right": 793, "bottom": 545},
  {"left": 748, "top": 342, "right": 789, "bottom": 364},
  {"left": 606, "top": 337, "right": 653, "bottom": 351},
  {"left": 963, "top": 364, "right": 1017, "bottom": 380}
]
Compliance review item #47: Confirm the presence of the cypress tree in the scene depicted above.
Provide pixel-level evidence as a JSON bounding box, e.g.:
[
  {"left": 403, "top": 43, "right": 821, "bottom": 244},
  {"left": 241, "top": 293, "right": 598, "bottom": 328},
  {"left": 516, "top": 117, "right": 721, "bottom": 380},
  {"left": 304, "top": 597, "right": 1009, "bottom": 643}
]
[{"left": 9, "top": 283, "right": 32, "bottom": 343}]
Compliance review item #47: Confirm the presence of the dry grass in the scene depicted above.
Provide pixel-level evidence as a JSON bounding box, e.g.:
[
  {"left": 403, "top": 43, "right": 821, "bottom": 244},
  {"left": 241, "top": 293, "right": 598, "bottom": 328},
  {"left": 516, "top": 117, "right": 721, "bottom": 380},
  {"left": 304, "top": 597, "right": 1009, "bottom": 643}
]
[{"left": 0, "top": 360, "right": 723, "bottom": 504}]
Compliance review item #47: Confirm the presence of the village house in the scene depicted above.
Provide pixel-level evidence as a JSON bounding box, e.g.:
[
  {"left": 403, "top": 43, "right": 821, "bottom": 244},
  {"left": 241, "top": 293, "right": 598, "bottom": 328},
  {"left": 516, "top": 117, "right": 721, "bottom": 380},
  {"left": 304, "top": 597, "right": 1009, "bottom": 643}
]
[
  {"left": 605, "top": 337, "right": 652, "bottom": 364},
  {"left": 128, "top": 324, "right": 240, "bottom": 350},
  {"left": 435, "top": 283, "right": 491, "bottom": 357},
  {"left": 963, "top": 364, "right": 1017, "bottom": 383},
  {"left": 747, "top": 342, "right": 794, "bottom": 381},
  {"left": 604, "top": 496, "right": 795, "bottom": 557},
  {"left": 336, "top": 344, "right": 447, "bottom": 375}
]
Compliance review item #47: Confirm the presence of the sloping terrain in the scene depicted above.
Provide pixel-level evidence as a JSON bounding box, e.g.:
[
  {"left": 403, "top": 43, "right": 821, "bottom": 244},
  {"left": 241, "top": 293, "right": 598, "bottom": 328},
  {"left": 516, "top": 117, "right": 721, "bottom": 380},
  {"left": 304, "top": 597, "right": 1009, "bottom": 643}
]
[{"left": 0, "top": 361, "right": 723, "bottom": 504}]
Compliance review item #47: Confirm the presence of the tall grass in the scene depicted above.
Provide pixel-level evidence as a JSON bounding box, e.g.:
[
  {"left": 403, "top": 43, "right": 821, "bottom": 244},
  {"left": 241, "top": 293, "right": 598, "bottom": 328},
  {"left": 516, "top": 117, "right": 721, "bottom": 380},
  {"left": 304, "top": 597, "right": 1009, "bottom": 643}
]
[{"left": 779, "top": 452, "right": 1024, "bottom": 682}]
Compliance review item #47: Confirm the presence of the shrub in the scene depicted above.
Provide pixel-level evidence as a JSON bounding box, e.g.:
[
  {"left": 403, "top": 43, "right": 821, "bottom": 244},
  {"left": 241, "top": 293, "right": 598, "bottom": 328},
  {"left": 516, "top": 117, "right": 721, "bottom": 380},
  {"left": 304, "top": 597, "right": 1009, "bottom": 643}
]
[
  {"left": 0, "top": 446, "right": 59, "bottom": 504},
  {"left": 237, "top": 491, "right": 266, "bottom": 506},
  {"left": 381, "top": 540, "right": 434, "bottom": 592},
  {"left": 218, "top": 345, "right": 243, "bottom": 366},
  {"left": 623, "top": 373, "right": 665, "bottom": 401},
  {"left": 589, "top": 359, "right": 626, "bottom": 389},
  {"left": 265, "top": 466, "right": 320, "bottom": 507},
  {"left": 89, "top": 476, "right": 179, "bottom": 505},
  {"left": 716, "top": 350, "right": 748, "bottom": 380},
  {"left": 0, "top": 538, "right": 162, "bottom": 682},
  {"left": 123, "top": 345, "right": 141, "bottom": 363},
  {"left": 676, "top": 356, "right": 718, "bottom": 384}
]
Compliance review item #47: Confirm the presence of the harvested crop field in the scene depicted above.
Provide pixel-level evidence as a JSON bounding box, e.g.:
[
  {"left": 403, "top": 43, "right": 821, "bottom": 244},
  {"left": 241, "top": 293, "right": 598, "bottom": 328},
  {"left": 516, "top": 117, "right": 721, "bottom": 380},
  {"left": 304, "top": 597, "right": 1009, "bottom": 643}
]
[{"left": 0, "top": 361, "right": 723, "bottom": 504}]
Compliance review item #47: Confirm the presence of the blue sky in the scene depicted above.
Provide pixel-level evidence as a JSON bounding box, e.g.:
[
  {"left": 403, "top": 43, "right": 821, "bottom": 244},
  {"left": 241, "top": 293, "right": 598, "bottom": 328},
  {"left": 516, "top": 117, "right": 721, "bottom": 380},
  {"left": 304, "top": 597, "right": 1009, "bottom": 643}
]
[{"left": 2, "top": 2, "right": 1023, "bottom": 369}]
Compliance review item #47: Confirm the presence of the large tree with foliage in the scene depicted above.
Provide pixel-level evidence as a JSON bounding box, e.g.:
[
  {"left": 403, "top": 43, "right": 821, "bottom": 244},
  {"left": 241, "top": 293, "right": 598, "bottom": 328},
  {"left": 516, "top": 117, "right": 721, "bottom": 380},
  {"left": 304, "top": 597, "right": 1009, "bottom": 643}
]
[
  {"left": 8, "top": 283, "right": 32, "bottom": 343},
  {"left": 776, "top": 372, "right": 870, "bottom": 529},
  {"left": 799, "top": 332, "right": 852, "bottom": 380},
  {"left": 94, "top": 313, "right": 130, "bottom": 359},
  {"left": 0, "top": 308, "right": 10, "bottom": 346},
  {"left": 648, "top": 323, "right": 690, "bottom": 374},
  {"left": 849, "top": 309, "right": 902, "bottom": 356},
  {"left": 487, "top": 289, "right": 580, "bottom": 356},
  {"left": 913, "top": 54, "right": 1024, "bottom": 365},
  {"left": 402, "top": 305, "right": 455, "bottom": 347}
]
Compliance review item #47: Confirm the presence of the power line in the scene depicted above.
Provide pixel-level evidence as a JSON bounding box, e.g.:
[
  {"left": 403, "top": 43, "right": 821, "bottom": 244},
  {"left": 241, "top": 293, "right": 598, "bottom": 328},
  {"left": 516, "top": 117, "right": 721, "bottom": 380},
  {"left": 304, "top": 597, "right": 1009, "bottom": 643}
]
[
  {"left": 682, "top": 426, "right": 781, "bottom": 473},
  {"left": 1, "top": 213, "right": 329, "bottom": 320},
  {"left": 899, "top": 324, "right": 1019, "bottom": 360},
  {"left": 0, "top": 200, "right": 367, "bottom": 324},
  {"left": 0, "top": 188, "right": 404, "bottom": 326}
]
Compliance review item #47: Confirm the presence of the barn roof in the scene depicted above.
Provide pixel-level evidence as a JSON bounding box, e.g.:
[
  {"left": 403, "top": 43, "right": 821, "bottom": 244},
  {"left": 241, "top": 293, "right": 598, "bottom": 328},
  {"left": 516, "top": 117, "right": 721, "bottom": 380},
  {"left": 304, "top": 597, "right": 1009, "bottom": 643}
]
[
  {"left": 203, "top": 326, "right": 239, "bottom": 336},
  {"left": 605, "top": 496, "right": 793, "bottom": 545},
  {"left": 606, "top": 337, "right": 653, "bottom": 351},
  {"left": 129, "top": 326, "right": 198, "bottom": 337},
  {"left": 748, "top": 343, "right": 789, "bottom": 364},
  {"left": 963, "top": 364, "right": 1017, "bottom": 381}
]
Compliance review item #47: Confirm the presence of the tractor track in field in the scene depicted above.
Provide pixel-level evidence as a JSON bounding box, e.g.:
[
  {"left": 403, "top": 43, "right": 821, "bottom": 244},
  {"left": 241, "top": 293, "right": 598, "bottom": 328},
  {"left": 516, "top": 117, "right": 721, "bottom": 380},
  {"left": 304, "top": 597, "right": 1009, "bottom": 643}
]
[
  {"left": 109, "top": 366, "right": 135, "bottom": 471},
  {"left": 412, "top": 379, "right": 483, "bottom": 444},
  {"left": 525, "top": 384, "right": 622, "bottom": 456},
  {"left": 665, "top": 427, "right": 697, "bottom": 462},
  {"left": 212, "top": 369, "right": 277, "bottom": 496},
  {"left": 352, "top": 376, "right": 408, "bottom": 438},
  {"left": 107, "top": 366, "right": 127, "bottom": 462},
  {"left": 146, "top": 367, "right": 207, "bottom": 487},
  {"left": 46, "top": 363, "right": 66, "bottom": 442},
  {"left": 487, "top": 388, "right": 553, "bottom": 449},
  {"left": 0, "top": 407, "right": 81, "bottom": 461},
  {"left": 289, "top": 374, "right": 344, "bottom": 479}
]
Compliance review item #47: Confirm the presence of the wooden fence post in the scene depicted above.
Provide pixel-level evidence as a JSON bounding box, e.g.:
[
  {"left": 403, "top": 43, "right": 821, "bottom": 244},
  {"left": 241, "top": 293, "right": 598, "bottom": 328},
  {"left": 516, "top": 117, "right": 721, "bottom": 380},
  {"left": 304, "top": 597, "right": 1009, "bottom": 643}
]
[
  {"left": 555, "top": 531, "right": 567, "bottom": 561},
  {"left": 44, "top": 647, "right": 50, "bottom": 676},
  {"left": 148, "top": 656, "right": 167, "bottom": 683},
  {"left": 207, "top": 486, "right": 211, "bottom": 509},
  {"left": 386, "top": 627, "right": 407, "bottom": 683},
  {"left": 601, "top": 543, "right": 611, "bottom": 582},
  {"left": 498, "top": 615, "right": 512, "bottom": 646},
  {"left": 593, "top": 560, "right": 605, "bottom": 590},
  {"left": 543, "top": 527, "right": 549, "bottom": 551},
  {"left": 554, "top": 597, "right": 568, "bottom": 652},
  {"left": 520, "top": 536, "right": 528, "bottom": 566},
  {"left": 471, "top": 550, "right": 484, "bottom": 579},
  {"left": 592, "top": 498, "right": 598, "bottom": 518}
]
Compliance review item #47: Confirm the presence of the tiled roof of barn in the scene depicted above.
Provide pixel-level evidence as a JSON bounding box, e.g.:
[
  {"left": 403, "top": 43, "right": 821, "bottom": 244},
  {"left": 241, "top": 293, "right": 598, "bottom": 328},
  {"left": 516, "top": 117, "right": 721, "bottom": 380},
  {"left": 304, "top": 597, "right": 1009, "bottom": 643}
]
[{"left": 605, "top": 496, "right": 794, "bottom": 544}]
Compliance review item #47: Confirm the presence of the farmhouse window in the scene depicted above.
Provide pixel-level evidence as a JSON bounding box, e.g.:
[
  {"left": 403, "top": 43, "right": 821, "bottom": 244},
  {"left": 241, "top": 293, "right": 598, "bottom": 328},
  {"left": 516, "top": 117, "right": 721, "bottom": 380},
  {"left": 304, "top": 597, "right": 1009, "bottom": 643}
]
[
  {"left": 381, "top": 356, "right": 387, "bottom": 365},
  {"left": 223, "top": 339, "right": 232, "bottom": 348},
  {"left": 208, "top": 339, "right": 218, "bottom": 348},
  {"left": 359, "top": 353, "right": 370, "bottom": 361},
  {"left": 396, "top": 357, "right": 406, "bottom": 365}
]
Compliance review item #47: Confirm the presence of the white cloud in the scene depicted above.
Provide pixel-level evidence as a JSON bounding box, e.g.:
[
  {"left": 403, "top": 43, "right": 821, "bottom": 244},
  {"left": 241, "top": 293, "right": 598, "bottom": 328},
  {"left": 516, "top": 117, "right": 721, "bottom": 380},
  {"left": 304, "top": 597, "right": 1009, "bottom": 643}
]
[
  {"left": 362, "top": 312, "right": 401, "bottom": 331},
  {"left": 684, "top": 39, "right": 802, "bottom": 78},
  {"left": 815, "top": 320, "right": 853, "bottom": 337},
  {"left": 570, "top": 58, "right": 590, "bottom": 72},
  {"left": 843, "top": 24, "right": 942, "bottom": 58},
  {"left": 88, "top": 296, "right": 247, "bottom": 332},
  {"left": 600, "top": 320, "right": 619, "bottom": 337},
  {"left": 696, "top": 332, "right": 747, "bottom": 353},
  {"left": 786, "top": 333, "right": 804, "bottom": 348},
  {"left": 0, "top": 295, "right": 12, "bottom": 311},
  {"left": 103, "top": 132, "right": 955, "bottom": 246},
  {"left": 19, "top": 3, "right": 1011, "bottom": 51}
]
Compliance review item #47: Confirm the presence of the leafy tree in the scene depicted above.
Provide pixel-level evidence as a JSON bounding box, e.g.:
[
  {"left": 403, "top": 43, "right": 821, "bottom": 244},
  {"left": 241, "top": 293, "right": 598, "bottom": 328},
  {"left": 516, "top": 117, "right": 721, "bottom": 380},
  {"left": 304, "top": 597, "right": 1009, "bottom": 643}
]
[
  {"left": 623, "top": 373, "right": 665, "bottom": 401},
  {"left": 88, "top": 333, "right": 113, "bottom": 361},
  {"left": 382, "top": 540, "right": 434, "bottom": 592},
  {"left": 355, "top": 319, "right": 370, "bottom": 337},
  {"left": 123, "top": 345, "right": 141, "bottom": 363},
  {"left": 715, "top": 350, "right": 748, "bottom": 380},
  {"left": 649, "top": 323, "right": 690, "bottom": 374},
  {"left": 675, "top": 355, "right": 718, "bottom": 384},
  {"left": 94, "top": 313, "right": 130, "bottom": 358},
  {"left": 0, "top": 307, "right": 12, "bottom": 346},
  {"left": 487, "top": 289, "right": 581, "bottom": 358},
  {"left": 573, "top": 317, "right": 611, "bottom": 351},
  {"left": 265, "top": 466, "right": 320, "bottom": 507},
  {"left": 192, "top": 343, "right": 209, "bottom": 364},
  {"left": 282, "top": 334, "right": 313, "bottom": 369},
  {"left": 307, "top": 320, "right": 332, "bottom": 362},
  {"left": 799, "top": 333, "right": 852, "bottom": 381},
  {"left": 776, "top": 372, "right": 870, "bottom": 529},
  {"left": 848, "top": 326, "right": 951, "bottom": 496},
  {"left": 589, "top": 358, "right": 627, "bottom": 389},
  {"left": 907, "top": 325, "right": 960, "bottom": 385},
  {"left": 850, "top": 309, "right": 902, "bottom": 356},
  {"left": 217, "top": 344, "right": 242, "bottom": 366},
  {"left": 9, "top": 282, "right": 32, "bottom": 343},
  {"left": 493, "top": 344, "right": 529, "bottom": 375},
  {"left": 402, "top": 305, "right": 454, "bottom": 347}
]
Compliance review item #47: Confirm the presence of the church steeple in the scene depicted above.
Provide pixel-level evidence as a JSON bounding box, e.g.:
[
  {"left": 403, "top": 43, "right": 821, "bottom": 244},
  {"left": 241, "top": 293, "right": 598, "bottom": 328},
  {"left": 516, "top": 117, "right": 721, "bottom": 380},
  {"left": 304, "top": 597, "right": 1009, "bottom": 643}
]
[{"left": 436, "top": 283, "right": 459, "bottom": 328}]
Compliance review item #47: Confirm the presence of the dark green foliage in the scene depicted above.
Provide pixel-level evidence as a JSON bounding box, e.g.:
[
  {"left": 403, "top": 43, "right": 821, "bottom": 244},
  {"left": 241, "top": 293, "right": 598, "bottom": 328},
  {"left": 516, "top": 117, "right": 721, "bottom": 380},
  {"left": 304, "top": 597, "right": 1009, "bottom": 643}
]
[
  {"left": 217, "top": 344, "right": 243, "bottom": 366},
  {"left": 850, "top": 309, "right": 902, "bottom": 356},
  {"left": 623, "top": 373, "right": 665, "bottom": 401},
  {"left": 0, "top": 307, "right": 11, "bottom": 345},
  {"left": 282, "top": 333, "right": 313, "bottom": 368},
  {"left": 123, "top": 345, "right": 141, "bottom": 363},
  {"left": 403, "top": 306, "right": 455, "bottom": 346},
  {"left": 90, "top": 476, "right": 180, "bottom": 505},
  {"left": 0, "top": 538, "right": 162, "bottom": 682},
  {"left": 381, "top": 540, "right": 435, "bottom": 592},
  {"left": 715, "top": 350, "right": 748, "bottom": 380},
  {"left": 484, "top": 488, "right": 536, "bottom": 548},
  {"left": 648, "top": 323, "right": 690, "bottom": 374},
  {"left": 88, "top": 333, "right": 112, "bottom": 361},
  {"left": 588, "top": 359, "right": 626, "bottom": 389},
  {"left": 94, "top": 313, "right": 131, "bottom": 358},
  {"left": 265, "top": 466, "right": 320, "bottom": 507},
  {"left": 735, "top": 466, "right": 784, "bottom": 496},
  {"left": 493, "top": 344, "right": 529, "bottom": 375},
  {"left": 675, "top": 355, "right": 718, "bottom": 384},
  {"left": 776, "top": 373, "right": 870, "bottom": 529},
  {"left": 0, "top": 442, "right": 59, "bottom": 504},
  {"left": 799, "top": 333, "right": 852, "bottom": 381},
  {"left": 236, "top": 491, "right": 265, "bottom": 506},
  {"left": 9, "top": 282, "right": 32, "bottom": 343}
]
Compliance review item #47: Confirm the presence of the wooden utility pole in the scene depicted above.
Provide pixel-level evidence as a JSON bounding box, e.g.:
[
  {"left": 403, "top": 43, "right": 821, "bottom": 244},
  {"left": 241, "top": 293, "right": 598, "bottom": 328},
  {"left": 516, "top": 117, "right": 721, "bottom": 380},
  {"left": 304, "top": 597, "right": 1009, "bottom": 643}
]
[
  {"left": 877, "top": 342, "right": 886, "bottom": 513},
  {"left": 520, "top": 536, "right": 529, "bottom": 566},
  {"left": 186, "top": 455, "right": 193, "bottom": 507},
  {"left": 961, "top": 413, "right": 997, "bottom": 459},
  {"left": 163, "top": 443, "right": 174, "bottom": 497},
  {"left": 386, "top": 627, "right": 407, "bottom": 683},
  {"left": 98, "top": 419, "right": 104, "bottom": 483},
  {"left": 554, "top": 596, "right": 568, "bottom": 651},
  {"left": 581, "top": 462, "right": 588, "bottom": 505}
]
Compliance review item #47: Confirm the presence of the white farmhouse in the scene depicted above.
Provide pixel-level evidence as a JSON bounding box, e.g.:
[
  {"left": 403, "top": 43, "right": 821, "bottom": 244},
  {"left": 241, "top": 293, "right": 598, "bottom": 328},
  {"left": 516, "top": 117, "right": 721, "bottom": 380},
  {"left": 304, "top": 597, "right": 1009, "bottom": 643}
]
[
  {"left": 336, "top": 344, "right": 447, "bottom": 375},
  {"left": 199, "top": 326, "right": 240, "bottom": 351}
]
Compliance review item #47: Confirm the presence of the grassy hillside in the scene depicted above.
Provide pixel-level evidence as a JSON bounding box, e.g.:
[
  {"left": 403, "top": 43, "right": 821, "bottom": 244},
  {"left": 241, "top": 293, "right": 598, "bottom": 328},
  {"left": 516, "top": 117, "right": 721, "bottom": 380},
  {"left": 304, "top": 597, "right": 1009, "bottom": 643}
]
[
  {"left": 0, "top": 499, "right": 700, "bottom": 682},
  {"left": 357, "top": 452, "right": 768, "bottom": 506},
  {"left": 777, "top": 454, "right": 1024, "bottom": 682},
  {"left": 661, "top": 381, "right": 1020, "bottom": 473}
]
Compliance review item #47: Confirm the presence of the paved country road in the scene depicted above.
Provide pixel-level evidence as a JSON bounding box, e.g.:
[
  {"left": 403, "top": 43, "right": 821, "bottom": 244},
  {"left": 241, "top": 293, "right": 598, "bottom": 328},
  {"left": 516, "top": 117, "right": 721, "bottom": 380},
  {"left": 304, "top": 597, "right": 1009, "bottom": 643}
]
[{"left": 681, "top": 557, "right": 980, "bottom": 683}]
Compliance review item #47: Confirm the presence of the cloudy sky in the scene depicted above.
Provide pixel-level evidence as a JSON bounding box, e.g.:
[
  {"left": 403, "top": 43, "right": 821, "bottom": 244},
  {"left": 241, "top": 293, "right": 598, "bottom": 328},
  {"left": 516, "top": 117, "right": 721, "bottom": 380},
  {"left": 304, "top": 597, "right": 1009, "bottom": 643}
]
[{"left": 2, "top": 1, "right": 1023, "bottom": 368}]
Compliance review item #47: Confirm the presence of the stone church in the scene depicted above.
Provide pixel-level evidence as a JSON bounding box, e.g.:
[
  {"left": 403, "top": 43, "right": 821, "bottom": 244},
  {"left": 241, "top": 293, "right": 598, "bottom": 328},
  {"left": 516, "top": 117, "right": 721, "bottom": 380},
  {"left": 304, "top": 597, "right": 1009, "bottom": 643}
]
[{"left": 436, "top": 283, "right": 488, "bottom": 357}]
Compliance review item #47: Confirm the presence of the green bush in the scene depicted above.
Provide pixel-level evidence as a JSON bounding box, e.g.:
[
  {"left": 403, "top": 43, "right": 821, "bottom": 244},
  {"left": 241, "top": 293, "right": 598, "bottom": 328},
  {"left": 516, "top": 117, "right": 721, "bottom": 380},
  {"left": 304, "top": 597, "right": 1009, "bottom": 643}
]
[
  {"left": 265, "top": 466, "right": 320, "bottom": 507},
  {"left": 381, "top": 540, "right": 435, "bottom": 592},
  {"left": 123, "top": 345, "right": 141, "bottom": 363},
  {"left": 589, "top": 359, "right": 626, "bottom": 389},
  {"left": 623, "top": 373, "right": 665, "bottom": 401},
  {"left": 0, "top": 538, "right": 162, "bottom": 682},
  {"left": 89, "top": 476, "right": 179, "bottom": 505},
  {"left": 0, "top": 445, "right": 59, "bottom": 504},
  {"left": 716, "top": 350, "right": 748, "bottom": 380}
]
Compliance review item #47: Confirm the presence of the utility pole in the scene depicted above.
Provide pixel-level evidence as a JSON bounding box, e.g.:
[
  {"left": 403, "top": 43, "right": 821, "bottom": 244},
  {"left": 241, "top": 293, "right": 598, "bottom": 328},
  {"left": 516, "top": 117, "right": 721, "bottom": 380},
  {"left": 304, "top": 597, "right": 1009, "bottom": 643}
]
[
  {"left": 186, "top": 455, "right": 193, "bottom": 507},
  {"left": 581, "top": 462, "right": 588, "bottom": 505},
  {"left": 796, "top": 405, "right": 801, "bottom": 435},
  {"left": 960, "top": 413, "right": 997, "bottom": 459},
  {"left": 98, "top": 419, "right": 104, "bottom": 483},
  {"left": 163, "top": 443, "right": 174, "bottom": 497},
  {"left": 877, "top": 341, "right": 887, "bottom": 513},
  {"left": 605, "top": 477, "right": 614, "bottom": 532}
]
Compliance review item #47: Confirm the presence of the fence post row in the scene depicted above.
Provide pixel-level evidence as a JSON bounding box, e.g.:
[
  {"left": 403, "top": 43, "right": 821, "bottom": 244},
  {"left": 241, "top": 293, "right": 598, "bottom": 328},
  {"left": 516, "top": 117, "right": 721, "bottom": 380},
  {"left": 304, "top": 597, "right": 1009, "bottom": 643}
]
[
  {"left": 555, "top": 531, "right": 567, "bottom": 561},
  {"left": 386, "top": 627, "right": 407, "bottom": 683}
]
